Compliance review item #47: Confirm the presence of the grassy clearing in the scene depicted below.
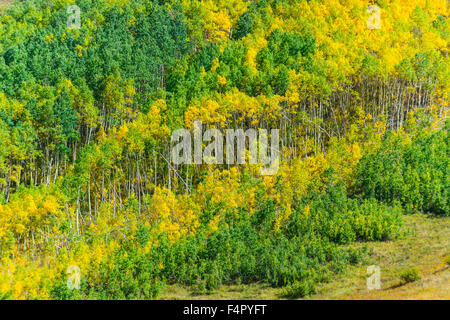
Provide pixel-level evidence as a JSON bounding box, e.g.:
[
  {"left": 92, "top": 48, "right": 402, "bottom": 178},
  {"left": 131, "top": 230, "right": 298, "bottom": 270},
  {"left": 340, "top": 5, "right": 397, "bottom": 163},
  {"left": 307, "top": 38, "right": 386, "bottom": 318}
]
[
  {"left": 159, "top": 213, "right": 450, "bottom": 300},
  {"left": 336, "top": 213, "right": 450, "bottom": 300}
]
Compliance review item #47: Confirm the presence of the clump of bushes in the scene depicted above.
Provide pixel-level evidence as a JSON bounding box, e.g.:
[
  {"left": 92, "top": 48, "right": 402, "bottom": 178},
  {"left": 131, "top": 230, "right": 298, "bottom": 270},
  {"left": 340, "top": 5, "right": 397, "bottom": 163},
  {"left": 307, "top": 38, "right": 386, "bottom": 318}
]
[
  {"left": 399, "top": 267, "right": 421, "bottom": 283},
  {"left": 281, "top": 280, "right": 316, "bottom": 299},
  {"left": 287, "top": 184, "right": 403, "bottom": 243},
  {"left": 51, "top": 181, "right": 403, "bottom": 299},
  {"left": 356, "top": 121, "right": 449, "bottom": 215}
]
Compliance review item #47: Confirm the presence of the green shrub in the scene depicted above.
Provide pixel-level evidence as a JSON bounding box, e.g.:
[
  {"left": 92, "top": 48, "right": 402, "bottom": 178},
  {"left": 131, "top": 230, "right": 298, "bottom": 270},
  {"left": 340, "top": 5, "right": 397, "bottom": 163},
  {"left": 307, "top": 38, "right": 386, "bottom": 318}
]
[
  {"left": 356, "top": 123, "right": 449, "bottom": 215},
  {"left": 50, "top": 181, "right": 403, "bottom": 299},
  {"left": 49, "top": 271, "right": 86, "bottom": 300},
  {"left": 399, "top": 267, "right": 421, "bottom": 283},
  {"left": 287, "top": 184, "right": 402, "bottom": 243},
  {"left": 281, "top": 280, "right": 316, "bottom": 299},
  {"left": 0, "top": 290, "right": 12, "bottom": 300}
]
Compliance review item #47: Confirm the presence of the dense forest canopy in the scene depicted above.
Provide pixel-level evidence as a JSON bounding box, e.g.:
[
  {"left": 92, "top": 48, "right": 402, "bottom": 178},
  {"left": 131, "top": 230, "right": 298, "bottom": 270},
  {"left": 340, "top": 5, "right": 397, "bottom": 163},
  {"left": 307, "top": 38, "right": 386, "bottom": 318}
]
[{"left": 0, "top": 0, "right": 448, "bottom": 299}]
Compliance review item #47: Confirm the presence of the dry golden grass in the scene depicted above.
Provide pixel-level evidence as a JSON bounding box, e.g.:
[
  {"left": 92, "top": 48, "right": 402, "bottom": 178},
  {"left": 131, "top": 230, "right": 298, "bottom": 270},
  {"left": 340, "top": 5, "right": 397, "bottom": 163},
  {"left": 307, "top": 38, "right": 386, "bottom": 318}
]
[
  {"left": 0, "top": 0, "right": 13, "bottom": 13},
  {"left": 160, "top": 213, "right": 450, "bottom": 300},
  {"left": 336, "top": 213, "right": 450, "bottom": 300}
]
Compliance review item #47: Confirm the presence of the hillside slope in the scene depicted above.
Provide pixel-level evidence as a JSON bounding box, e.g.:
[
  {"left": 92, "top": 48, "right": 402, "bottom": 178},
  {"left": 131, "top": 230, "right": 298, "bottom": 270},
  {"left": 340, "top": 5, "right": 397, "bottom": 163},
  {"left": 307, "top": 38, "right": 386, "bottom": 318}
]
[
  {"left": 160, "top": 214, "right": 450, "bottom": 300},
  {"left": 0, "top": 0, "right": 448, "bottom": 300}
]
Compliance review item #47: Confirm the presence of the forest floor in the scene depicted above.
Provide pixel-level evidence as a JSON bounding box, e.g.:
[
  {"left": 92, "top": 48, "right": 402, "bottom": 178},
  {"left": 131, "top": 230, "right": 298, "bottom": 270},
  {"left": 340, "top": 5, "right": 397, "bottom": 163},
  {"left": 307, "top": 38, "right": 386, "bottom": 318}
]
[{"left": 160, "top": 213, "right": 450, "bottom": 300}]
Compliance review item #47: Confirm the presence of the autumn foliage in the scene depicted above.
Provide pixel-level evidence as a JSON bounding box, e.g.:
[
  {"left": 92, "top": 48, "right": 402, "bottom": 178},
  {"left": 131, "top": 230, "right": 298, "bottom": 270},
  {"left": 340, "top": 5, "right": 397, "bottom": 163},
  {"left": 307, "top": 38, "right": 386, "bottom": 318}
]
[{"left": 0, "top": 0, "right": 448, "bottom": 299}]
